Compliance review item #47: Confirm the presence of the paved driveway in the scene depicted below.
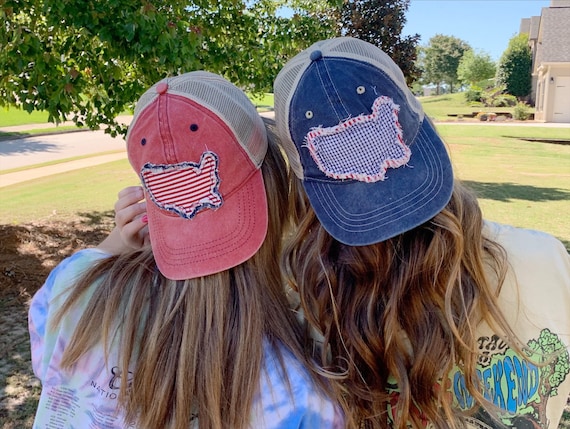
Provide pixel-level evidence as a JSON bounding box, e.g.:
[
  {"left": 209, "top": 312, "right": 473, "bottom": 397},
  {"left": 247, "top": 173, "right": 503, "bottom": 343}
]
[{"left": 0, "top": 129, "right": 127, "bottom": 188}]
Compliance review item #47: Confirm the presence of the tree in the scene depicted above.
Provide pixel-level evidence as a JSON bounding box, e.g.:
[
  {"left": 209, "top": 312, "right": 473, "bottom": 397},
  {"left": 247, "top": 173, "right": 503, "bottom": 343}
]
[
  {"left": 339, "top": 0, "right": 421, "bottom": 86},
  {"left": 496, "top": 33, "right": 532, "bottom": 99},
  {"left": 457, "top": 49, "right": 496, "bottom": 88},
  {"left": 1, "top": 0, "right": 201, "bottom": 136},
  {"left": 527, "top": 329, "right": 570, "bottom": 427},
  {"left": 0, "top": 0, "right": 337, "bottom": 136},
  {"left": 422, "top": 34, "right": 471, "bottom": 93},
  {"left": 191, "top": 0, "right": 337, "bottom": 94}
]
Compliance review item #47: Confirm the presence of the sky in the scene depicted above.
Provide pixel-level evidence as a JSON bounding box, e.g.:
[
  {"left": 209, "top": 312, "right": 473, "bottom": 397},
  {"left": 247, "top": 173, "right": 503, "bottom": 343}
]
[{"left": 403, "top": 0, "right": 551, "bottom": 61}]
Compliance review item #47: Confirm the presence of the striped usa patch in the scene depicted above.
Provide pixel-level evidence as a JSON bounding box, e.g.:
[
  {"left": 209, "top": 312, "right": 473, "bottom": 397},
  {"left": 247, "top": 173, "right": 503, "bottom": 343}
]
[{"left": 141, "top": 151, "right": 223, "bottom": 219}]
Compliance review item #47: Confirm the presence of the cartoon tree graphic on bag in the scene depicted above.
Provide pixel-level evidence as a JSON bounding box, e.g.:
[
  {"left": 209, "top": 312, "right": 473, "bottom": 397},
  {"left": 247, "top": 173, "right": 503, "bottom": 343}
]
[{"left": 526, "top": 328, "right": 570, "bottom": 427}]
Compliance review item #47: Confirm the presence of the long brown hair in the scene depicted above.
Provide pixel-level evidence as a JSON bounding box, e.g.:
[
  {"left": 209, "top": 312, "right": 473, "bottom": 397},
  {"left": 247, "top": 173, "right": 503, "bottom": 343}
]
[
  {"left": 282, "top": 179, "right": 521, "bottom": 428},
  {"left": 53, "top": 125, "right": 311, "bottom": 429}
]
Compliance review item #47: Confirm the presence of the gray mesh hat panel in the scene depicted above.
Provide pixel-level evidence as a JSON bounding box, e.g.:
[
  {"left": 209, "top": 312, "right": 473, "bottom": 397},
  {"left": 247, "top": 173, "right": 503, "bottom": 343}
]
[{"left": 129, "top": 71, "right": 267, "bottom": 168}]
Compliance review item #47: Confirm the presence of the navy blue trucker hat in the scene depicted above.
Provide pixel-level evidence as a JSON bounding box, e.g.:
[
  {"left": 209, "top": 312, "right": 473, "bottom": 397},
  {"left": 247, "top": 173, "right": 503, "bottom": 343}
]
[{"left": 273, "top": 37, "right": 454, "bottom": 245}]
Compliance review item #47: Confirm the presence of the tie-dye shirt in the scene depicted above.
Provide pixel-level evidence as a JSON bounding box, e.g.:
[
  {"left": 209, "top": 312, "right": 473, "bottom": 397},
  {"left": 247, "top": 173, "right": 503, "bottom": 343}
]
[{"left": 29, "top": 248, "right": 343, "bottom": 429}]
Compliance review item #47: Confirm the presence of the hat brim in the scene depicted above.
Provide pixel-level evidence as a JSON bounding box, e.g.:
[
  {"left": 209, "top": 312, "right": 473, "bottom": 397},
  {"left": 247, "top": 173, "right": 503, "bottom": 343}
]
[
  {"left": 303, "top": 118, "right": 453, "bottom": 246},
  {"left": 146, "top": 170, "right": 268, "bottom": 280}
]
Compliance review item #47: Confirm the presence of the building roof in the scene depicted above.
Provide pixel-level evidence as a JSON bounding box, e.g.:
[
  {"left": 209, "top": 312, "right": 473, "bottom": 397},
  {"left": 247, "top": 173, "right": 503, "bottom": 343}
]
[{"left": 538, "top": 6, "right": 570, "bottom": 62}]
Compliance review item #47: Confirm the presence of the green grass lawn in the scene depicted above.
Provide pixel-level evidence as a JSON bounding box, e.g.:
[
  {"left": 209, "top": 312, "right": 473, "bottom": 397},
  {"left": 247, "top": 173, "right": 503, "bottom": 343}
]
[
  {"left": 437, "top": 125, "right": 570, "bottom": 249},
  {"left": 0, "top": 159, "right": 139, "bottom": 224},
  {"left": 1, "top": 124, "right": 569, "bottom": 250},
  {"left": 0, "top": 107, "right": 50, "bottom": 127},
  {"left": 249, "top": 92, "right": 274, "bottom": 111}
]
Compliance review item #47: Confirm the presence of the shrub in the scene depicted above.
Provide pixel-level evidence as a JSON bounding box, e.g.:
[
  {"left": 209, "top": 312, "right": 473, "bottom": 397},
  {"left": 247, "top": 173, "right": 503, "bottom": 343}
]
[
  {"left": 465, "top": 88, "right": 482, "bottom": 102},
  {"left": 491, "top": 93, "right": 517, "bottom": 107},
  {"left": 480, "top": 87, "right": 517, "bottom": 107},
  {"left": 513, "top": 102, "right": 530, "bottom": 120},
  {"left": 496, "top": 34, "right": 532, "bottom": 98}
]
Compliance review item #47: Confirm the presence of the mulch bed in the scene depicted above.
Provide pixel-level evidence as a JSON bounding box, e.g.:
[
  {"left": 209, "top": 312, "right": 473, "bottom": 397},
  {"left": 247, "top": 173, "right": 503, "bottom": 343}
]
[{"left": 0, "top": 218, "right": 113, "bottom": 428}]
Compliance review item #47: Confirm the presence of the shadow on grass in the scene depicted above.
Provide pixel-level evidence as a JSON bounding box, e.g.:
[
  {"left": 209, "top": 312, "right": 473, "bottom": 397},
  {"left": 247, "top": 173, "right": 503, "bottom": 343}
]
[
  {"left": 463, "top": 180, "right": 570, "bottom": 203},
  {"left": 77, "top": 210, "right": 115, "bottom": 226},
  {"left": 464, "top": 181, "right": 570, "bottom": 251},
  {"left": 502, "top": 136, "right": 570, "bottom": 145},
  {"left": 254, "top": 105, "right": 274, "bottom": 112},
  {"left": 0, "top": 131, "right": 29, "bottom": 141}
]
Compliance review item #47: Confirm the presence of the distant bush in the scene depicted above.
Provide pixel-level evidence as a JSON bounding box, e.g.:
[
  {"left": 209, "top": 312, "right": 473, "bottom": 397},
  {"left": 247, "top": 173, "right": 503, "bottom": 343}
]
[
  {"left": 490, "top": 93, "right": 517, "bottom": 108},
  {"left": 513, "top": 102, "right": 531, "bottom": 120},
  {"left": 478, "top": 86, "right": 517, "bottom": 107},
  {"left": 465, "top": 88, "right": 482, "bottom": 102}
]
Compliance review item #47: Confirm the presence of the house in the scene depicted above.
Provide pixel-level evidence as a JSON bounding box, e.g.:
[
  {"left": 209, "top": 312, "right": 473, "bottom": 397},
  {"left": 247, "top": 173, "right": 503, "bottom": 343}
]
[{"left": 520, "top": 0, "right": 570, "bottom": 123}]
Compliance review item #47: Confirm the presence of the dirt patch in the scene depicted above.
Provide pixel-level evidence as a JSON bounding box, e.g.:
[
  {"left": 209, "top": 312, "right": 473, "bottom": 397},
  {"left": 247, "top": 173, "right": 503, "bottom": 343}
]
[{"left": 0, "top": 215, "right": 114, "bottom": 428}]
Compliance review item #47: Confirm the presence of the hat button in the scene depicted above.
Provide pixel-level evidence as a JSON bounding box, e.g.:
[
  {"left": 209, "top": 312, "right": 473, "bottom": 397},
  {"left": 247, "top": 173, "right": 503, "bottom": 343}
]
[
  {"left": 156, "top": 82, "right": 168, "bottom": 94},
  {"left": 310, "top": 50, "right": 323, "bottom": 61}
]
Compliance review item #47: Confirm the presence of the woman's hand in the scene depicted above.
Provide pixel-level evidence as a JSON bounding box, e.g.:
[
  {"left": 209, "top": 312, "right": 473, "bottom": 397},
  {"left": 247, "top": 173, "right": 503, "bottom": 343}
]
[{"left": 97, "top": 186, "right": 150, "bottom": 254}]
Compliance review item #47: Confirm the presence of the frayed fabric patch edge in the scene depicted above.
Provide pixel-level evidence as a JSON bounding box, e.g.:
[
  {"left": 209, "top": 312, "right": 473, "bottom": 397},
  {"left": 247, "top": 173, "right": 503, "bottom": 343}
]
[
  {"left": 304, "top": 96, "right": 411, "bottom": 183},
  {"left": 141, "top": 151, "right": 223, "bottom": 220}
]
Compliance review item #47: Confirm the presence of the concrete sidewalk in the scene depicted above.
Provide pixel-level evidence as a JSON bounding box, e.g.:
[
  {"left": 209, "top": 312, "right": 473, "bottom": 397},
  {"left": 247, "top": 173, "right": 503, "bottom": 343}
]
[
  {"left": 0, "top": 152, "right": 128, "bottom": 188},
  {"left": 0, "top": 116, "right": 132, "bottom": 188},
  {"left": 0, "top": 130, "right": 127, "bottom": 170}
]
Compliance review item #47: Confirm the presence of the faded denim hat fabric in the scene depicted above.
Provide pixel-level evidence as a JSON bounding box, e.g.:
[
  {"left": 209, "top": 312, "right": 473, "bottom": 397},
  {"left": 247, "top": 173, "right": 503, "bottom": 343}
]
[
  {"left": 274, "top": 37, "right": 454, "bottom": 245},
  {"left": 127, "top": 71, "right": 268, "bottom": 280}
]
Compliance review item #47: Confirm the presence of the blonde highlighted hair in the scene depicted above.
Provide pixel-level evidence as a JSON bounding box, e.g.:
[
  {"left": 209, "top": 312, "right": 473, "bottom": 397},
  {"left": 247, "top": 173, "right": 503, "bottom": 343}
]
[
  {"left": 53, "top": 124, "right": 312, "bottom": 429},
  {"left": 283, "top": 179, "right": 522, "bottom": 428}
]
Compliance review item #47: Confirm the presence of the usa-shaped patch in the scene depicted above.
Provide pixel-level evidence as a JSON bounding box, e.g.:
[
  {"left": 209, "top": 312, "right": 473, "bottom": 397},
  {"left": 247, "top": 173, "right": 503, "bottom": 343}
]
[
  {"left": 305, "top": 96, "right": 411, "bottom": 183},
  {"left": 141, "top": 151, "right": 223, "bottom": 219}
]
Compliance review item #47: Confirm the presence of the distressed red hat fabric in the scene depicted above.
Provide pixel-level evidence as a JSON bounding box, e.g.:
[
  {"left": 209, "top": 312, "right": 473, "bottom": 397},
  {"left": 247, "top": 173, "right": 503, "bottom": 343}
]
[{"left": 126, "top": 71, "right": 268, "bottom": 280}]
